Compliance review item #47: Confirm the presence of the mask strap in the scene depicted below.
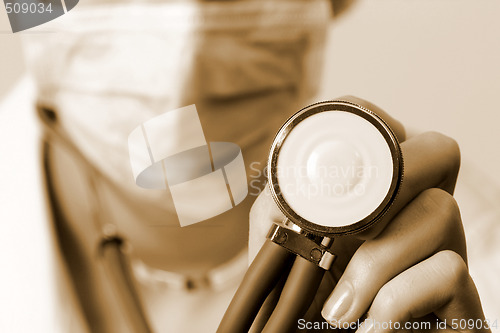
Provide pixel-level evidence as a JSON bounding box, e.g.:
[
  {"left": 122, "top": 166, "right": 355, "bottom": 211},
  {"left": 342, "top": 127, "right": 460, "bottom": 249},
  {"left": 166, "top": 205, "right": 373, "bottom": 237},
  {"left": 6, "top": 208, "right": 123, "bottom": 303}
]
[{"left": 37, "top": 105, "right": 114, "bottom": 236}]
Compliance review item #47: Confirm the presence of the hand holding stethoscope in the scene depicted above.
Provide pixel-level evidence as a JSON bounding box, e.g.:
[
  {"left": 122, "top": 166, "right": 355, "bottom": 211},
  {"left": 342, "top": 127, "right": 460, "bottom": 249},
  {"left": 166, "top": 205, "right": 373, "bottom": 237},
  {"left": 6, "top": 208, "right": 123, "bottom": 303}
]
[{"left": 218, "top": 97, "right": 488, "bottom": 333}]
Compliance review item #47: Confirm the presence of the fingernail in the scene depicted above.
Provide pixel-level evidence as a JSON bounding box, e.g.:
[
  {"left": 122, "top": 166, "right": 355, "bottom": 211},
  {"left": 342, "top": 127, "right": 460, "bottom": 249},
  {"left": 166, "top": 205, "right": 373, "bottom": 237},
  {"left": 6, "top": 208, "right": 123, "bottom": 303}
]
[
  {"left": 321, "top": 282, "right": 354, "bottom": 323},
  {"left": 356, "top": 318, "right": 374, "bottom": 333}
]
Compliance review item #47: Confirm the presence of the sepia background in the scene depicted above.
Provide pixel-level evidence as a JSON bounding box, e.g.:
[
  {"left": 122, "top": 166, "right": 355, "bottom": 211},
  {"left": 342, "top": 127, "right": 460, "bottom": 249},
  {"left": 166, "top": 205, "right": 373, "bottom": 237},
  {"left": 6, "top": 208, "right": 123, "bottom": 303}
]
[{"left": 1, "top": 0, "right": 499, "bottom": 331}]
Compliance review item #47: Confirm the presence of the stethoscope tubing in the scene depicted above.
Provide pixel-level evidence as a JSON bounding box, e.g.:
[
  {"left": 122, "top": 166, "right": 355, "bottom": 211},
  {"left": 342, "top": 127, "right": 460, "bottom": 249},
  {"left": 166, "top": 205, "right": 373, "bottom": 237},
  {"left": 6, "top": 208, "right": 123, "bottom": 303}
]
[
  {"left": 262, "top": 255, "right": 325, "bottom": 333},
  {"left": 100, "top": 239, "right": 153, "bottom": 333},
  {"left": 217, "top": 241, "right": 294, "bottom": 332},
  {"left": 217, "top": 240, "right": 326, "bottom": 333},
  {"left": 39, "top": 106, "right": 153, "bottom": 332}
]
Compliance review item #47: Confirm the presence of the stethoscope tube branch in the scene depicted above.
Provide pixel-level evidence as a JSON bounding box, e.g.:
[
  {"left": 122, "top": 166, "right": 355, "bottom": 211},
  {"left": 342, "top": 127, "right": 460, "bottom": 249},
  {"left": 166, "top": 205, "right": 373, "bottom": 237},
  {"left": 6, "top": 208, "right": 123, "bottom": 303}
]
[
  {"left": 217, "top": 241, "right": 295, "bottom": 333},
  {"left": 249, "top": 270, "right": 289, "bottom": 332},
  {"left": 262, "top": 256, "right": 325, "bottom": 333},
  {"left": 39, "top": 106, "right": 154, "bottom": 332},
  {"left": 100, "top": 238, "right": 153, "bottom": 333}
]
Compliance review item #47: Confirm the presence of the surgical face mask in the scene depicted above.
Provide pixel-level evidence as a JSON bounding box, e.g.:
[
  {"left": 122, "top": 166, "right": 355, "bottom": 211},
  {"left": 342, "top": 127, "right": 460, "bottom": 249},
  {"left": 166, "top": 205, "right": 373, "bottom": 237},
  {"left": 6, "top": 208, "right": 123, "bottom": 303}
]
[{"left": 23, "top": 0, "right": 331, "bottom": 225}]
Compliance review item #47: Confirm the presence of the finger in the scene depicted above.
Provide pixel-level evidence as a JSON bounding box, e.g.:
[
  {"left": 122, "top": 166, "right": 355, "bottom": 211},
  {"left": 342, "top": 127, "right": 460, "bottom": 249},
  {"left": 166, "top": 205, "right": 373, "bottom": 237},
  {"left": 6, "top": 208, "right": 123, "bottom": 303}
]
[
  {"left": 358, "top": 131, "right": 460, "bottom": 240},
  {"left": 249, "top": 185, "right": 285, "bottom": 262},
  {"left": 322, "top": 188, "right": 466, "bottom": 325},
  {"left": 358, "top": 250, "right": 488, "bottom": 333},
  {"left": 338, "top": 96, "right": 406, "bottom": 143}
]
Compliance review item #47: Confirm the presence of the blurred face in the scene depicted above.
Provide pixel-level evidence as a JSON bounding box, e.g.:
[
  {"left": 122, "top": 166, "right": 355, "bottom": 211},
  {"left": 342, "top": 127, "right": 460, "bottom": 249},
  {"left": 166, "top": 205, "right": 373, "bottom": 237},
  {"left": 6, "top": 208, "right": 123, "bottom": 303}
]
[{"left": 29, "top": 0, "right": 332, "bottom": 272}]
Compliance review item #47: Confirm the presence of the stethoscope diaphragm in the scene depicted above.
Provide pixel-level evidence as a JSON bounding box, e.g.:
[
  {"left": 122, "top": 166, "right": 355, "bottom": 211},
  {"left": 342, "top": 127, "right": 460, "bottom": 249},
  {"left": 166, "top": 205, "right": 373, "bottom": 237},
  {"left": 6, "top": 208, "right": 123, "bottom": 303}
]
[{"left": 268, "top": 100, "right": 403, "bottom": 236}]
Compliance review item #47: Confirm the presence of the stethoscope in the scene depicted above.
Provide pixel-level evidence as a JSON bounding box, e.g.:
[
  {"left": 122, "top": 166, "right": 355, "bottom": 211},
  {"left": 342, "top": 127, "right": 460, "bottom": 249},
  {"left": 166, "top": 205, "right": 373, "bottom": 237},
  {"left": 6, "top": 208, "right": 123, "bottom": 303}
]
[
  {"left": 218, "top": 100, "right": 403, "bottom": 332},
  {"left": 38, "top": 106, "right": 154, "bottom": 333},
  {"left": 38, "top": 98, "right": 403, "bottom": 333}
]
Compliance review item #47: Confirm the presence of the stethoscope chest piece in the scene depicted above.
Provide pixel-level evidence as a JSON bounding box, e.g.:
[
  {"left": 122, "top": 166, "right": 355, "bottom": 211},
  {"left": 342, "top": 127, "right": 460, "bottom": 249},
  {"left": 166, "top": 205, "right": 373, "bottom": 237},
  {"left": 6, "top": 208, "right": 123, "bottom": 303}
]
[
  {"left": 268, "top": 100, "right": 403, "bottom": 238},
  {"left": 218, "top": 99, "right": 403, "bottom": 333}
]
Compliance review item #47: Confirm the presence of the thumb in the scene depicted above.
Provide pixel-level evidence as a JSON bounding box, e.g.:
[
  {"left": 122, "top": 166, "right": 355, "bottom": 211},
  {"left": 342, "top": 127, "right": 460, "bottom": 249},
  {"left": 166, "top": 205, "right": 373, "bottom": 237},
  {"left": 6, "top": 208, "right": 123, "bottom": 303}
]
[{"left": 248, "top": 184, "right": 285, "bottom": 263}]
